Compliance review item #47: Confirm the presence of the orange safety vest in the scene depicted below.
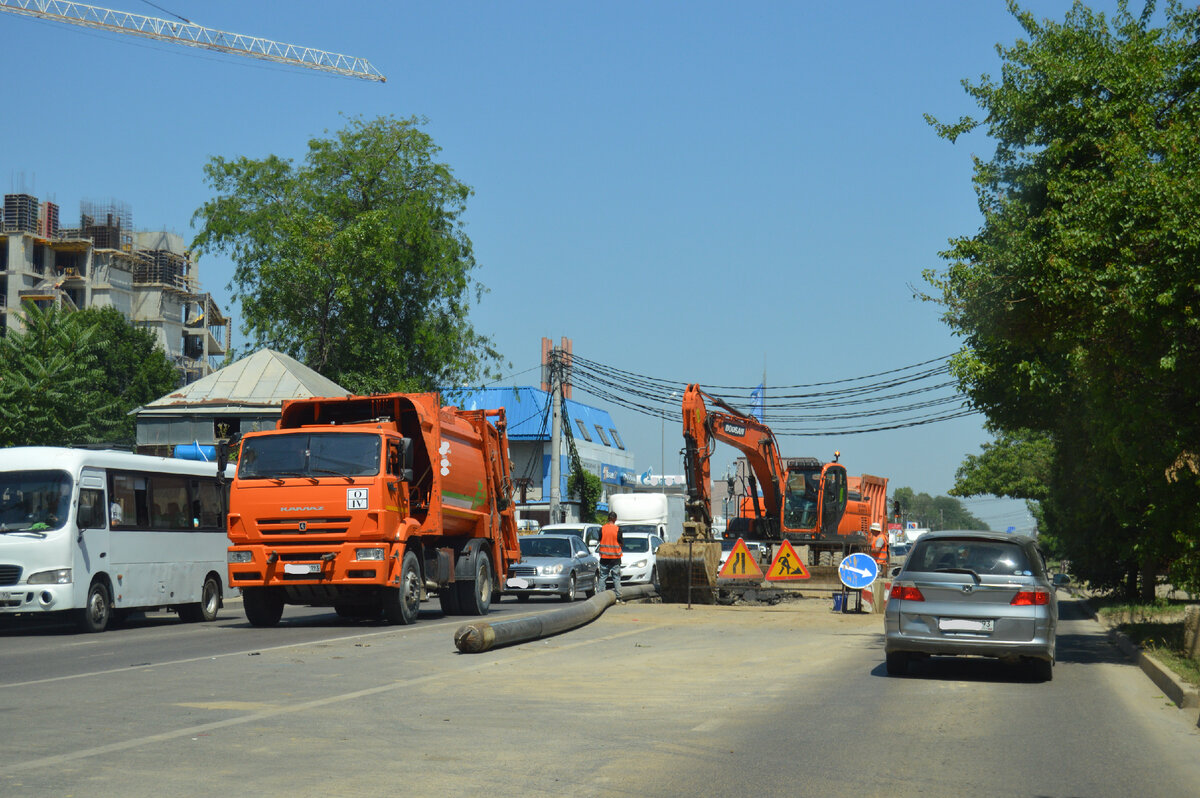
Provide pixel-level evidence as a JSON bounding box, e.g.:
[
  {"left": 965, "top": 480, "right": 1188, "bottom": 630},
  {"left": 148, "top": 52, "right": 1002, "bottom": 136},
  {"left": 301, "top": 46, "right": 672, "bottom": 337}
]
[{"left": 598, "top": 522, "right": 622, "bottom": 560}]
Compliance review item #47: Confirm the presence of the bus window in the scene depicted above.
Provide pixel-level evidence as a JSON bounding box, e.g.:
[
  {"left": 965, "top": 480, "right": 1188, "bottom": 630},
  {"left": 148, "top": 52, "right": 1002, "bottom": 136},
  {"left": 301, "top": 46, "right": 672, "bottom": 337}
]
[
  {"left": 194, "top": 479, "right": 224, "bottom": 529},
  {"left": 78, "top": 488, "right": 106, "bottom": 529},
  {"left": 152, "top": 475, "right": 190, "bottom": 530}
]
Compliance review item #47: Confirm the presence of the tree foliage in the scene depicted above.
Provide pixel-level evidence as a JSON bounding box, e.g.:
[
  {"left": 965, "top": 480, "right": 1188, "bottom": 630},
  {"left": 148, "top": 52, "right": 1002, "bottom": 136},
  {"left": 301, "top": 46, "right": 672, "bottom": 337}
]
[
  {"left": 73, "top": 307, "right": 180, "bottom": 441},
  {"left": 892, "top": 487, "right": 990, "bottom": 532},
  {"left": 0, "top": 305, "right": 115, "bottom": 446},
  {"left": 192, "top": 114, "right": 503, "bottom": 394},
  {"left": 926, "top": 1, "right": 1200, "bottom": 595}
]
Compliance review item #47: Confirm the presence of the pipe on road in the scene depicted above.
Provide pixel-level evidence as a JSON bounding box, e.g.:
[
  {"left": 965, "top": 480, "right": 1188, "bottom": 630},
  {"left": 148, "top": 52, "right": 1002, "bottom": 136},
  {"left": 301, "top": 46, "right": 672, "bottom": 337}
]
[{"left": 453, "top": 584, "right": 657, "bottom": 653}]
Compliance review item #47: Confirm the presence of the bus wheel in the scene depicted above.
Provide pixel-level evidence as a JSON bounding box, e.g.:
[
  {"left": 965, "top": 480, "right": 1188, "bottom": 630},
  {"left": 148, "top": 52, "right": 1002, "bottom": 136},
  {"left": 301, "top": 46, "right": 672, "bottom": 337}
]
[
  {"left": 77, "top": 581, "right": 111, "bottom": 633},
  {"left": 383, "top": 551, "right": 421, "bottom": 625},
  {"left": 180, "top": 575, "right": 221, "bottom": 623},
  {"left": 243, "top": 587, "right": 284, "bottom": 627}
]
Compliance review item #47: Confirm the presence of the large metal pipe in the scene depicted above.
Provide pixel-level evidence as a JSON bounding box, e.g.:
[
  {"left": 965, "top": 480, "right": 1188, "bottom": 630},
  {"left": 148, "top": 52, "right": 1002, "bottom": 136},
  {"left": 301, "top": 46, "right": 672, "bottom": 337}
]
[{"left": 453, "top": 584, "right": 657, "bottom": 653}]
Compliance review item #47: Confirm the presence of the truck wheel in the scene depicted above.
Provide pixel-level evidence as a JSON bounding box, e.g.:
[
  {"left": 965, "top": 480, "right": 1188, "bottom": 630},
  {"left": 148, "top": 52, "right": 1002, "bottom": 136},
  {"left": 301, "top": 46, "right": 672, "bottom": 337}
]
[
  {"left": 76, "top": 580, "right": 112, "bottom": 633},
  {"left": 439, "top": 588, "right": 462, "bottom": 616},
  {"left": 383, "top": 550, "right": 421, "bottom": 625},
  {"left": 180, "top": 575, "right": 221, "bottom": 622},
  {"left": 455, "top": 549, "right": 493, "bottom": 616},
  {"left": 243, "top": 587, "right": 284, "bottom": 627}
]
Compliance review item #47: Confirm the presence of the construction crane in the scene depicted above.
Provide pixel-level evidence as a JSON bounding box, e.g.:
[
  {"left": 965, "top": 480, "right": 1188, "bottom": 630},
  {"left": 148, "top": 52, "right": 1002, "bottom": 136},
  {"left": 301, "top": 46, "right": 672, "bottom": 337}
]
[{"left": 0, "top": 0, "right": 385, "bottom": 82}]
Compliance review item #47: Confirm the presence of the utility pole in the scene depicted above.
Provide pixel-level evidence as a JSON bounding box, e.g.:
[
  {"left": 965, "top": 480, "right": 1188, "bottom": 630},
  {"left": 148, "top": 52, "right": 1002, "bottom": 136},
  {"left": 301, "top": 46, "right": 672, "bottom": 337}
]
[{"left": 549, "top": 349, "right": 563, "bottom": 524}]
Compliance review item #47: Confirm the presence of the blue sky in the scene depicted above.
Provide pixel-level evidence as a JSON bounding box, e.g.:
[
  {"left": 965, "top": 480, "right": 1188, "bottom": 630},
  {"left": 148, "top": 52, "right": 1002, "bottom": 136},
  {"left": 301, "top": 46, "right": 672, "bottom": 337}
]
[{"left": 3, "top": 1, "right": 1125, "bottom": 532}]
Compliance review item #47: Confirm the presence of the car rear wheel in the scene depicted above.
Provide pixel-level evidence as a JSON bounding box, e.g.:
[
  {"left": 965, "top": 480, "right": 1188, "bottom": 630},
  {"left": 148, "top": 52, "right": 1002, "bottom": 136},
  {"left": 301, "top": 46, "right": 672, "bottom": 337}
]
[
  {"left": 1029, "top": 657, "right": 1053, "bottom": 682},
  {"left": 885, "top": 651, "right": 910, "bottom": 676}
]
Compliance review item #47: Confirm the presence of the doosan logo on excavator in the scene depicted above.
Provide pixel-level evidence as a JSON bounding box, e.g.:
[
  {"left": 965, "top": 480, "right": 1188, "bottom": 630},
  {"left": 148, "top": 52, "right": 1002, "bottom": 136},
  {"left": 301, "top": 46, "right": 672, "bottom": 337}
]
[{"left": 721, "top": 422, "right": 746, "bottom": 437}]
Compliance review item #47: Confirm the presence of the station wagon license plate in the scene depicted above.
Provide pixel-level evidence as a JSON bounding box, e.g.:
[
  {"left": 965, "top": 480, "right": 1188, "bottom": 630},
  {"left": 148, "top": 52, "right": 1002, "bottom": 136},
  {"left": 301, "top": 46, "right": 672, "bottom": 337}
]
[
  {"left": 283, "top": 563, "right": 321, "bottom": 575},
  {"left": 939, "top": 617, "right": 994, "bottom": 633}
]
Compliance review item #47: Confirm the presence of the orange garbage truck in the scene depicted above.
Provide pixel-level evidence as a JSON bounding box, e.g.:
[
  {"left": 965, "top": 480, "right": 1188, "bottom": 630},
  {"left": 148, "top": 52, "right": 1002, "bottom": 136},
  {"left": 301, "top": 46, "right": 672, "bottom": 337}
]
[{"left": 225, "top": 393, "right": 521, "bottom": 627}]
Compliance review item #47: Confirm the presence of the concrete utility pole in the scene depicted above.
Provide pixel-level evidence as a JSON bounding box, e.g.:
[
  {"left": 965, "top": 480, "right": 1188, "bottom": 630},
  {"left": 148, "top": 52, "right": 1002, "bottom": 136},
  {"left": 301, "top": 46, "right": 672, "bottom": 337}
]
[{"left": 549, "top": 351, "right": 563, "bottom": 524}]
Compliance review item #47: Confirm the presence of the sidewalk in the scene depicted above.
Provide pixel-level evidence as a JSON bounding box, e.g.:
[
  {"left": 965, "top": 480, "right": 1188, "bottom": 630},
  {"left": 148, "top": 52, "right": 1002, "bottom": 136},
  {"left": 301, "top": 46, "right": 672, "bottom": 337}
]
[{"left": 1073, "top": 589, "right": 1199, "bottom": 726}]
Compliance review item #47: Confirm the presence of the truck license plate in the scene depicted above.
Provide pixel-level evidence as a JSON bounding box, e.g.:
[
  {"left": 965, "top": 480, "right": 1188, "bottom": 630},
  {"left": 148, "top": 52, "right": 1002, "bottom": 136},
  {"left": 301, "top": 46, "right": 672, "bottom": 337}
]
[{"left": 283, "top": 563, "right": 321, "bottom": 575}]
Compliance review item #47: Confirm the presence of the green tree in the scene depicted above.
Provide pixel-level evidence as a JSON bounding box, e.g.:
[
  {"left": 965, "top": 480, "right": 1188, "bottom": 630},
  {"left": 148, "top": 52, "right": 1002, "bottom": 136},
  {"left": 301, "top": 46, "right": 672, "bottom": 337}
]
[
  {"left": 74, "top": 307, "right": 179, "bottom": 442},
  {"left": 892, "top": 487, "right": 990, "bottom": 532},
  {"left": 0, "top": 304, "right": 115, "bottom": 446},
  {"left": 925, "top": 1, "right": 1200, "bottom": 596},
  {"left": 192, "top": 114, "right": 503, "bottom": 393}
]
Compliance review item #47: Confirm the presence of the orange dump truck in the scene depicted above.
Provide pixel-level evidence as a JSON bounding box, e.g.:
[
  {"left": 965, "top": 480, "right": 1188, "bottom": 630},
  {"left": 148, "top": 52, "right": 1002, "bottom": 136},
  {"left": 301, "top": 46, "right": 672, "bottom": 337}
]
[{"left": 225, "top": 393, "right": 521, "bottom": 627}]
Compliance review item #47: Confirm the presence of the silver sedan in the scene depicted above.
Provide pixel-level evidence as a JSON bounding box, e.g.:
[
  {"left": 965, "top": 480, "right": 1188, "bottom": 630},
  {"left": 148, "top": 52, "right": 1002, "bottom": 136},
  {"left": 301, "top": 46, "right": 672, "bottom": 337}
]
[
  {"left": 505, "top": 534, "right": 602, "bottom": 602},
  {"left": 884, "top": 530, "right": 1062, "bottom": 681}
]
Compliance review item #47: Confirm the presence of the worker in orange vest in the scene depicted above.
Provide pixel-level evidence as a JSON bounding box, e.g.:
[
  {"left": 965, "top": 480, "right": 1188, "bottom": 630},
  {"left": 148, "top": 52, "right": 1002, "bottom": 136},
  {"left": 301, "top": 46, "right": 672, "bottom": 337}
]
[{"left": 597, "top": 511, "right": 624, "bottom": 601}]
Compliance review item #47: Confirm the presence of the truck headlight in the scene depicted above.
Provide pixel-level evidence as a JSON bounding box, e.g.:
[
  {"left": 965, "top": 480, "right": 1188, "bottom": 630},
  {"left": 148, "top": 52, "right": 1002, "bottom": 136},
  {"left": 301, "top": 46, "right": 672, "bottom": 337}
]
[
  {"left": 228, "top": 551, "right": 253, "bottom": 563},
  {"left": 538, "top": 563, "right": 564, "bottom": 575},
  {"left": 355, "top": 548, "right": 386, "bottom": 561},
  {"left": 28, "top": 568, "right": 71, "bottom": 584}
]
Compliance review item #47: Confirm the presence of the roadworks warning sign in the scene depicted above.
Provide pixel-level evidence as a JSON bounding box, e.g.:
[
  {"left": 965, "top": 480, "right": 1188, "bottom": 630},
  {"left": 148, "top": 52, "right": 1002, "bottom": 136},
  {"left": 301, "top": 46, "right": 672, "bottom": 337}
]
[
  {"left": 717, "top": 537, "right": 764, "bottom": 580},
  {"left": 765, "top": 539, "right": 810, "bottom": 581}
]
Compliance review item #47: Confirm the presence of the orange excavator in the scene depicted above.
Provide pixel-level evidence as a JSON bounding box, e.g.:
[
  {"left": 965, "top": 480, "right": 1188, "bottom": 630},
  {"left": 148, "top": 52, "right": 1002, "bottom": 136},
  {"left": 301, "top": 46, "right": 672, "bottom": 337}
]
[{"left": 655, "top": 384, "right": 888, "bottom": 602}]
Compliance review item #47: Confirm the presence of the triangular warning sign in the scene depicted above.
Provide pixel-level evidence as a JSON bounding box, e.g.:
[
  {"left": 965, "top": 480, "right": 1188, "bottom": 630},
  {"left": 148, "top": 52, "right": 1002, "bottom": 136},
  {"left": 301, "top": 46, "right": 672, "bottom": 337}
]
[
  {"left": 765, "top": 539, "right": 811, "bottom": 581},
  {"left": 717, "top": 537, "right": 764, "bottom": 580}
]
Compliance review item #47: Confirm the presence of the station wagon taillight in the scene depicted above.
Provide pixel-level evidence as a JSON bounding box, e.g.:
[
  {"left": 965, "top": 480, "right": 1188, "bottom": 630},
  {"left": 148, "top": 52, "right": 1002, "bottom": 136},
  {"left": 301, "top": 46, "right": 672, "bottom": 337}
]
[
  {"left": 889, "top": 582, "right": 924, "bottom": 601},
  {"left": 1010, "top": 588, "right": 1050, "bottom": 606}
]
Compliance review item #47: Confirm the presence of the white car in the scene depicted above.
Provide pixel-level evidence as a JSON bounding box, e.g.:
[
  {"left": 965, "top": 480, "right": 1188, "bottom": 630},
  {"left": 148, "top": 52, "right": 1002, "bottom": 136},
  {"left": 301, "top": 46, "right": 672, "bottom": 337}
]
[
  {"left": 540, "top": 523, "right": 602, "bottom": 552},
  {"left": 618, "top": 531, "right": 664, "bottom": 585},
  {"left": 718, "top": 538, "right": 768, "bottom": 570}
]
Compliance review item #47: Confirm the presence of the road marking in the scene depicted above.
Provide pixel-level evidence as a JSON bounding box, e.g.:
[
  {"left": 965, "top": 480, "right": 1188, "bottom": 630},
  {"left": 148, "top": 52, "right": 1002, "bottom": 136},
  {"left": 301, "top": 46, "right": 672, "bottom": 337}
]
[
  {"left": 0, "top": 622, "right": 670, "bottom": 776},
  {"left": 0, "top": 608, "right": 554, "bottom": 690}
]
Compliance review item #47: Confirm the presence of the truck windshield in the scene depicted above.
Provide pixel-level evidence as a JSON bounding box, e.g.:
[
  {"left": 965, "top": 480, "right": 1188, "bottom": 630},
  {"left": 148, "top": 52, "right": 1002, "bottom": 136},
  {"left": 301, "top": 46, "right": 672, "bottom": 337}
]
[
  {"left": 783, "top": 468, "right": 820, "bottom": 528},
  {"left": 0, "top": 469, "right": 72, "bottom": 533},
  {"left": 238, "top": 433, "right": 381, "bottom": 479}
]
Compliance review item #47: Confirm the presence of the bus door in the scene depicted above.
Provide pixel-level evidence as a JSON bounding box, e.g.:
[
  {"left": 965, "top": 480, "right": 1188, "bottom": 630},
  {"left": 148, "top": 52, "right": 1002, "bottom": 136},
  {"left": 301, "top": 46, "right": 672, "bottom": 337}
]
[{"left": 75, "top": 468, "right": 111, "bottom": 589}]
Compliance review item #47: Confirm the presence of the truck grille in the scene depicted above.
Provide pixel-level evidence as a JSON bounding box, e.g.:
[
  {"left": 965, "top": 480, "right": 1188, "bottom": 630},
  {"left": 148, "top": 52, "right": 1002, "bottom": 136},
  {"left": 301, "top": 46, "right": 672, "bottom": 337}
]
[
  {"left": 0, "top": 564, "right": 21, "bottom": 586},
  {"left": 256, "top": 517, "right": 352, "bottom": 536}
]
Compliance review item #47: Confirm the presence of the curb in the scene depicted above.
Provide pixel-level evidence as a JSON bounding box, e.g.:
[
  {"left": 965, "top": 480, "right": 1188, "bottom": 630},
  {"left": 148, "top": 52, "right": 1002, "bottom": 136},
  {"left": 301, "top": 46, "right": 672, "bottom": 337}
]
[{"left": 1075, "top": 591, "right": 1200, "bottom": 726}]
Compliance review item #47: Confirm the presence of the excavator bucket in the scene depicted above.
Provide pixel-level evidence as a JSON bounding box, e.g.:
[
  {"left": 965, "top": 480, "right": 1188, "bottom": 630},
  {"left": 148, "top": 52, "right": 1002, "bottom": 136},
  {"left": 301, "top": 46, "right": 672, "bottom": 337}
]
[{"left": 654, "top": 538, "right": 721, "bottom": 604}]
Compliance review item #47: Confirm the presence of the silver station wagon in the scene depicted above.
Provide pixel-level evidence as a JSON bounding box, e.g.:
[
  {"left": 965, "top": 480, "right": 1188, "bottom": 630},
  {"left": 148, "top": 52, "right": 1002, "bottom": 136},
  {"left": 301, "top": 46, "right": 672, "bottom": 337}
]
[{"left": 884, "top": 530, "right": 1062, "bottom": 681}]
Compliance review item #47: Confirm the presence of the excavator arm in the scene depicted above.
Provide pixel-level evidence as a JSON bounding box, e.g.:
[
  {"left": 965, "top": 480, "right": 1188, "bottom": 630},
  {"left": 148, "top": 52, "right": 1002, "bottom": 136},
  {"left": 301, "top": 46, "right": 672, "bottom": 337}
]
[{"left": 681, "top": 384, "right": 787, "bottom": 540}]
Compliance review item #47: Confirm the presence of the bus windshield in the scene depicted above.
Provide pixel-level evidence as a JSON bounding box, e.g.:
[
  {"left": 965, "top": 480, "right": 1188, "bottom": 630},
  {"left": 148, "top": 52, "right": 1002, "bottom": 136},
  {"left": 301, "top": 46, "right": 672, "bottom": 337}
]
[
  {"left": 0, "top": 469, "right": 72, "bottom": 533},
  {"left": 238, "top": 432, "right": 382, "bottom": 479}
]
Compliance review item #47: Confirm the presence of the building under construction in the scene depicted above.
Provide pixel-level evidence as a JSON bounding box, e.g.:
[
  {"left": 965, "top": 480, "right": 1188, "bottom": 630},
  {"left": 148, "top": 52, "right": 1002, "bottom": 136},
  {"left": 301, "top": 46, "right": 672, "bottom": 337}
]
[{"left": 0, "top": 193, "right": 229, "bottom": 385}]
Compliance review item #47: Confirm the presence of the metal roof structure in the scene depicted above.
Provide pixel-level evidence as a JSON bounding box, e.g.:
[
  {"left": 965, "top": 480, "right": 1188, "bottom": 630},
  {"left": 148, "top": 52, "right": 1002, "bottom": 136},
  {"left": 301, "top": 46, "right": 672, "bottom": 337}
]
[
  {"left": 140, "top": 348, "right": 348, "bottom": 413},
  {"left": 442, "top": 386, "right": 623, "bottom": 445}
]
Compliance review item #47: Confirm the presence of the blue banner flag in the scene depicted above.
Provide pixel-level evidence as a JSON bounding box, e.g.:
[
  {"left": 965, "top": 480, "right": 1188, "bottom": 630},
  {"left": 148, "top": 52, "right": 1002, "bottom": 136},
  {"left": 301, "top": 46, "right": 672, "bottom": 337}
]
[{"left": 750, "top": 384, "right": 764, "bottom": 421}]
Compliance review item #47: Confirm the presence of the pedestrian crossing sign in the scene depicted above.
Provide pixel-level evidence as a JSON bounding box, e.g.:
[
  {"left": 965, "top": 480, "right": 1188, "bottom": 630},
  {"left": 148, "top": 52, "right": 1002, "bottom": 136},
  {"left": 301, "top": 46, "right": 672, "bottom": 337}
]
[
  {"left": 765, "top": 540, "right": 810, "bottom": 581},
  {"left": 717, "top": 537, "right": 764, "bottom": 580}
]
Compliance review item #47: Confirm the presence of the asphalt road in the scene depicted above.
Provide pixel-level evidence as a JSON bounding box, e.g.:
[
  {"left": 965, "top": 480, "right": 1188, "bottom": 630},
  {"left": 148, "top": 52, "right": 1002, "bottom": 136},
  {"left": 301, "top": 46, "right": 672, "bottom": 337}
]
[{"left": 1, "top": 595, "right": 1197, "bottom": 797}]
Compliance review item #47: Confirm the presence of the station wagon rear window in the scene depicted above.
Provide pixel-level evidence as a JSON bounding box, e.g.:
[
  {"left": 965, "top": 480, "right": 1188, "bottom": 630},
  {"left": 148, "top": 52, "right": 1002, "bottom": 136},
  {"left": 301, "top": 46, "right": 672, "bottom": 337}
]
[{"left": 908, "top": 538, "right": 1037, "bottom": 577}]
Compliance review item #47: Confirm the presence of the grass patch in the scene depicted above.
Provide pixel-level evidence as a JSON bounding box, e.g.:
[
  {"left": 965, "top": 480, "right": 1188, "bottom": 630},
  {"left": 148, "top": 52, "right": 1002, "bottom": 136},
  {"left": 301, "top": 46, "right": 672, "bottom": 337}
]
[{"left": 1087, "top": 594, "right": 1200, "bottom": 688}]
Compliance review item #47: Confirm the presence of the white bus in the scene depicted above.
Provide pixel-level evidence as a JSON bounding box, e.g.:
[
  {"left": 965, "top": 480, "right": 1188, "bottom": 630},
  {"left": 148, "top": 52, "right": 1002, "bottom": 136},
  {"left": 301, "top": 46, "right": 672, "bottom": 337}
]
[{"left": 0, "top": 447, "right": 232, "bottom": 632}]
